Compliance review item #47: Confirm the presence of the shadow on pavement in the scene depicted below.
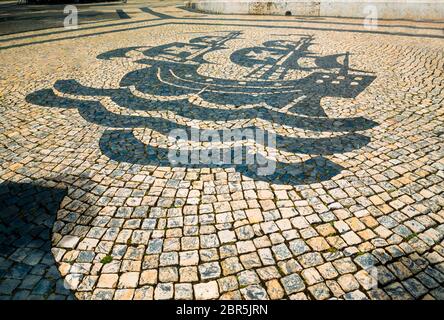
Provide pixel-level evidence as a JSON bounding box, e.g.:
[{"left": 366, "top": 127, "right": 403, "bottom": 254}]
[{"left": 0, "top": 181, "right": 74, "bottom": 300}]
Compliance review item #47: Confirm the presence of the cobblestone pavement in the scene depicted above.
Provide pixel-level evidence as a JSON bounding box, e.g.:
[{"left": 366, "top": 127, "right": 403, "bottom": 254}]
[{"left": 1, "top": 3, "right": 444, "bottom": 300}]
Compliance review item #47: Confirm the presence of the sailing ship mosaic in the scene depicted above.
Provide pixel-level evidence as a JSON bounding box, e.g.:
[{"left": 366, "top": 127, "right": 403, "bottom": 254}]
[{"left": 26, "top": 31, "right": 378, "bottom": 185}]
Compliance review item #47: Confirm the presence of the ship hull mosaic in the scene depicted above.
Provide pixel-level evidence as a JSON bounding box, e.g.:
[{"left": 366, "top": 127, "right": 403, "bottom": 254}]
[{"left": 26, "top": 31, "right": 378, "bottom": 185}]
